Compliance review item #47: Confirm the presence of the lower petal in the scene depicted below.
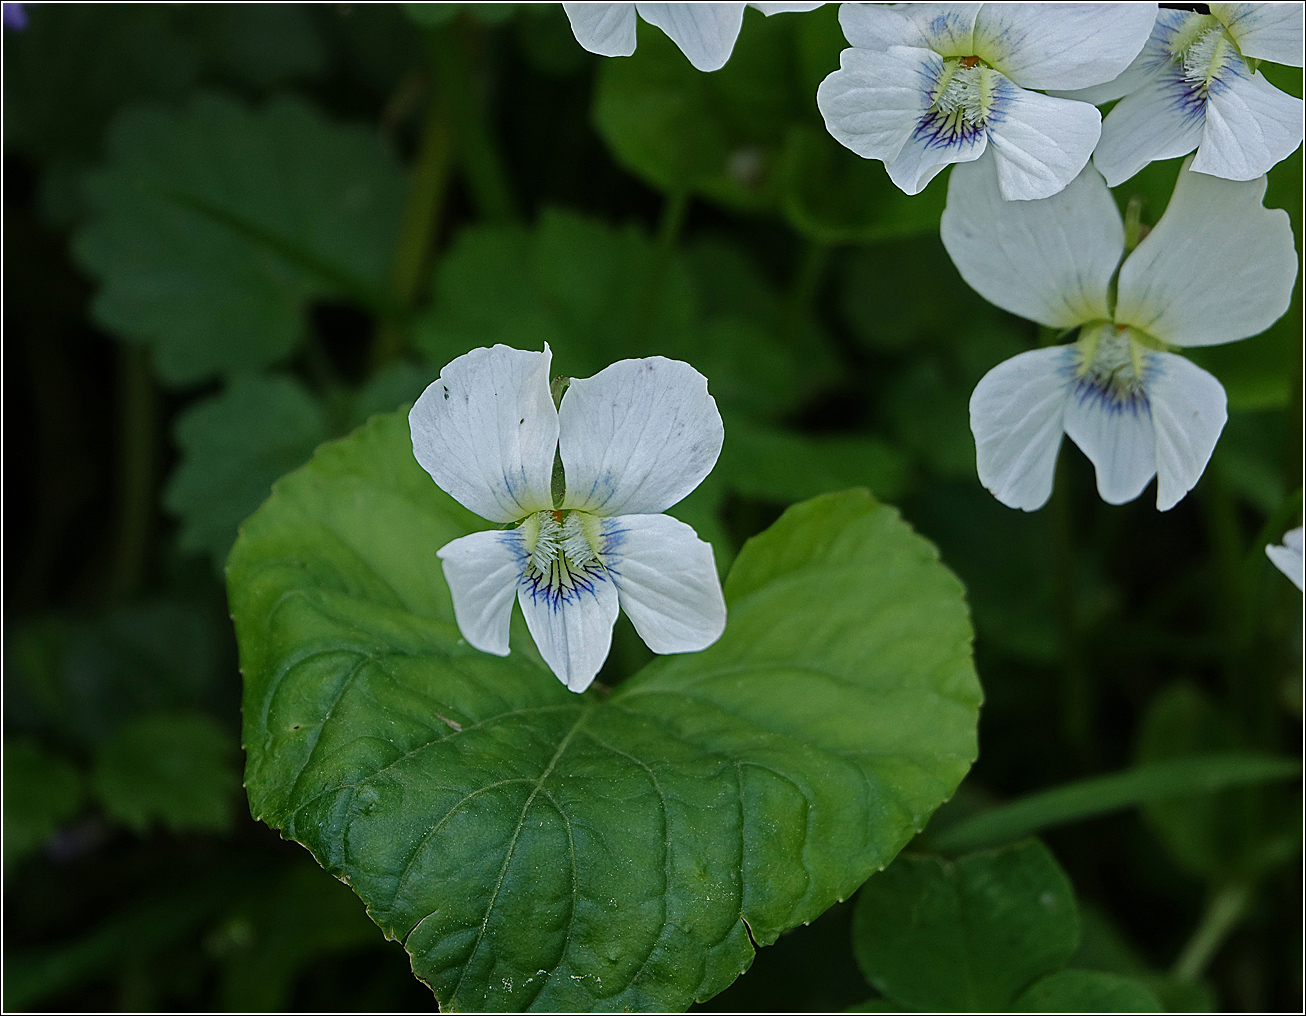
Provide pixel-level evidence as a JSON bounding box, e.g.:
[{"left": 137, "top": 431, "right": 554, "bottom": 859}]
[
  {"left": 600, "top": 514, "right": 726, "bottom": 654},
  {"left": 1063, "top": 372, "right": 1157, "bottom": 506},
  {"left": 437, "top": 530, "right": 527, "bottom": 657},
  {"left": 1147, "top": 352, "right": 1227, "bottom": 511},
  {"left": 885, "top": 113, "right": 987, "bottom": 195},
  {"left": 1196, "top": 68, "right": 1304, "bottom": 181},
  {"left": 564, "top": 3, "right": 638, "bottom": 58},
  {"left": 985, "top": 85, "right": 1101, "bottom": 200},
  {"left": 517, "top": 564, "right": 620, "bottom": 692},
  {"left": 1092, "top": 66, "right": 1206, "bottom": 186},
  {"left": 969, "top": 346, "right": 1073, "bottom": 512},
  {"left": 636, "top": 2, "right": 746, "bottom": 72}
]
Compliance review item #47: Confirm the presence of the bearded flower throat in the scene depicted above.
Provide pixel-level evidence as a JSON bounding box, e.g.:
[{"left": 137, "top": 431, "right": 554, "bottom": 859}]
[
  {"left": 920, "top": 57, "right": 1002, "bottom": 145},
  {"left": 1073, "top": 325, "right": 1151, "bottom": 413},
  {"left": 517, "top": 509, "right": 607, "bottom": 607},
  {"left": 1171, "top": 15, "right": 1242, "bottom": 92}
]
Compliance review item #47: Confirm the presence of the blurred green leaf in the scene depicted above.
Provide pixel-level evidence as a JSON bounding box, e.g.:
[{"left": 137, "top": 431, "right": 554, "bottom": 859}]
[
  {"left": 415, "top": 208, "right": 832, "bottom": 419},
  {"left": 852, "top": 841, "right": 1078, "bottom": 1012},
  {"left": 91, "top": 710, "right": 239, "bottom": 834},
  {"left": 227, "top": 410, "right": 979, "bottom": 1009},
  {"left": 403, "top": 2, "right": 519, "bottom": 27},
  {"left": 73, "top": 93, "right": 405, "bottom": 385},
  {"left": 933, "top": 752, "right": 1301, "bottom": 854},
  {"left": 1013, "top": 970, "right": 1162, "bottom": 1012},
  {"left": 165, "top": 375, "right": 329, "bottom": 570},
  {"left": 2, "top": 739, "right": 83, "bottom": 872},
  {"left": 177, "top": 4, "right": 326, "bottom": 89}
]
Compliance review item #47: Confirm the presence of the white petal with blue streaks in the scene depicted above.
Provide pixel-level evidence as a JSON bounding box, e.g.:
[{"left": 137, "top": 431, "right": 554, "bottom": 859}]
[
  {"left": 517, "top": 564, "right": 620, "bottom": 693},
  {"left": 1092, "top": 64, "right": 1207, "bottom": 186},
  {"left": 984, "top": 83, "right": 1102, "bottom": 200},
  {"left": 1147, "top": 352, "right": 1227, "bottom": 511},
  {"left": 1063, "top": 364, "right": 1158, "bottom": 506},
  {"left": 437, "top": 529, "right": 527, "bottom": 658},
  {"left": 1196, "top": 66, "right": 1304, "bottom": 181}
]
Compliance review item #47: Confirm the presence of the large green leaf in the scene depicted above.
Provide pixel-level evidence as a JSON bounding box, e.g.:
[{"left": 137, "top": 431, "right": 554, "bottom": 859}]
[
  {"left": 73, "top": 94, "right": 405, "bottom": 385},
  {"left": 2, "top": 739, "right": 83, "bottom": 872},
  {"left": 228, "top": 411, "right": 980, "bottom": 1010},
  {"left": 1014, "top": 970, "right": 1162, "bottom": 1013},
  {"left": 852, "top": 841, "right": 1078, "bottom": 1012}
]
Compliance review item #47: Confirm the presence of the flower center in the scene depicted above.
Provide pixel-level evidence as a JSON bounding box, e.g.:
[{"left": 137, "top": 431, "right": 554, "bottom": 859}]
[
  {"left": 1073, "top": 324, "right": 1151, "bottom": 411},
  {"left": 1170, "top": 15, "right": 1241, "bottom": 93},
  {"left": 517, "top": 509, "right": 607, "bottom": 606},
  {"left": 916, "top": 57, "right": 1003, "bottom": 147}
]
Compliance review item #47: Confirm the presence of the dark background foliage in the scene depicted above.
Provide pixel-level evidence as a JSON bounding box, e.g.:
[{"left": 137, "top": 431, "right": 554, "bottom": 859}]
[{"left": 3, "top": 3, "right": 1301, "bottom": 1010}]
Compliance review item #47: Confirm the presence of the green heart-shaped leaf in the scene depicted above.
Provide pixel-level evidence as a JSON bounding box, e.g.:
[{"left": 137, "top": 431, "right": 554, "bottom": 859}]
[{"left": 229, "top": 411, "right": 980, "bottom": 1010}]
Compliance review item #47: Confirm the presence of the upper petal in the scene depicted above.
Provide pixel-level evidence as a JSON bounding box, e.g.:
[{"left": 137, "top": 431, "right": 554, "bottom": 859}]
[
  {"left": 409, "top": 344, "right": 559, "bottom": 523},
  {"left": 1266, "top": 526, "right": 1306, "bottom": 590},
  {"left": 1195, "top": 66, "right": 1305, "bottom": 181},
  {"left": 973, "top": 2, "right": 1157, "bottom": 90},
  {"left": 1063, "top": 370, "right": 1158, "bottom": 506},
  {"left": 1115, "top": 162, "right": 1299, "bottom": 347},
  {"left": 437, "top": 529, "right": 526, "bottom": 657},
  {"left": 1091, "top": 65, "right": 1206, "bottom": 186},
  {"left": 635, "top": 2, "right": 747, "bottom": 71},
  {"left": 600, "top": 513, "right": 726, "bottom": 654},
  {"left": 564, "top": 3, "right": 638, "bottom": 57},
  {"left": 984, "top": 84, "right": 1102, "bottom": 200},
  {"left": 942, "top": 154, "right": 1121, "bottom": 327},
  {"left": 517, "top": 564, "right": 620, "bottom": 693},
  {"left": 559, "top": 356, "right": 724, "bottom": 516},
  {"left": 839, "top": 2, "right": 981, "bottom": 54},
  {"left": 969, "top": 345, "right": 1073, "bottom": 511},
  {"left": 1211, "top": 2, "right": 1305, "bottom": 67},
  {"left": 816, "top": 45, "right": 934, "bottom": 165},
  {"left": 1146, "top": 352, "right": 1227, "bottom": 511}
]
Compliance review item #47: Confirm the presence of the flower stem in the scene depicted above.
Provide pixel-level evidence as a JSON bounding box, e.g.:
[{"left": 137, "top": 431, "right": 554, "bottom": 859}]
[
  {"left": 1171, "top": 882, "right": 1252, "bottom": 982},
  {"left": 1050, "top": 459, "right": 1092, "bottom": 761},
  {"left": 105, "top": 344, "right": 157, "bottom": 603},
  {"left": 657, "top": 190, "right": 689, "bottom": 251}
]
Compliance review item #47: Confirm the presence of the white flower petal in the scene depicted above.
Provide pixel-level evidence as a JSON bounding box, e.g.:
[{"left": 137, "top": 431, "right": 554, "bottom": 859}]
[
  {"left": 838, "top": 2, "right": 981, "bottom": 53},
  {"left": 1212, "top": 2, "right": 1305, "bottom": 67},
  {"left": 517, "top": 566, "right": 620, "bottom": 693},
  {"left": 942, "top": 155, "right": 1121, "bottom": 328},
  {"left": 1195, "top": 66, "right": 1305, "bottom": 181},
  {"left": 973, "top": 2, "right": 1157, "bottom": 90},
  {"left": 984, "top": 84, "right": 1102, "bottom": 200},
  {"left": 437, "top": 530, "right": 525, "bottom": 657},
  {"left": 635, "top": 2, "right": 747, "bottom": 71},
  {"left": 883, "top": 110, "right": 988, "bottom": 195},
  {"left": 564, "top": 3, "right": 638, "bottom": 57},
  {"left": 817, "top": 46, "right": 935, "bottom": 166},
  {"left": 969, "top": 346, "right": 1073, "bottom": 512},
  {"left": 1266, "top": 527, "right": 1305, "bottom": 590},
  {"left": 751, "top": 2, "right": 824, "bottom": 14},
  {"left": 1063, "top": 371, "right": 1157, "bottom": 506},
  {"left": 600, "top": 513, "right": 726, "bottom": 654},
  {"left": 1115, "top": 163, "right": 1299, "bottom": 347},
  {"left": 1049, "top": 44, "right": 1164, "bottom": 105},
  {"left": 559, "top": 356, "right": 724, "bottom": 517},
  {"left": 409, "top": 344, "right": 558, "bottom": 524},
  {"left": 1146, "top": 352, "right": 1227, "bottom": 511},
  {"left": 1091, "top": 64, "right": 1206, "bottom": 186}
]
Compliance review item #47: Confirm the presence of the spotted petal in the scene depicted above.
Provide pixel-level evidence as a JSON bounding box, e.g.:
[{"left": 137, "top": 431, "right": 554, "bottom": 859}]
[
  {"left": 559, "top": 356, "right": 724, "bottom": 517},
  {"left": 409, "top": 344, "right": 558, "bottom": 524},
  {"left": 1115, "top": 163, "right": 1299, "bottom": 347},
  {"left": 969, "top": 346, "right": 1072, "bottom": 512},
  {"left": 635, "top": 2, "right": 747, "bottom": 72},
  {"left": 1147, "top": 352, "right": 1227, "bottom": 511},
  {"left": 601, "top": 513, "right": 726, "bottom": 654},
  {"left": 437, "top": 529, "right": 526, "bottom": 657},
  {"left": 564, "top": 3, "right": 638, "bottom": 57}
]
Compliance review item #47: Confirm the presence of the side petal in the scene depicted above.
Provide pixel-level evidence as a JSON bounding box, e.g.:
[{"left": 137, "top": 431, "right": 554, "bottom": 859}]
[
  {"left": 838, "top": 2, "right": 981, "bottom": 55},
  {"left": 1048, "top": 41, "right": 1166, "bottom": 105},
  {"left": 1212, "top": 2, "right": 1305, "bottom": 67},
  {"left": 969, "top": 346, "right": 1073, "bottom": 512},
  {"left": 559, "top": 356, "right": 724, "bottom": 517},
  {"left": 1115, "top": 162, "right": 1299, "bottom": 347},
  {"left": 517, "top": 568, "right": 620, "bottom": 693},
  {"left": 635, "top": 2, "right": 747, "bottom": 72},
  {"left": 1266, "top": 527, "right": 1306, "bottom": 591},
  {"left": 974, "top": 2, "right": 1157, "bottom": 90},
  {"left": 985, "top": 84, "right": 1102, "bottom": 200},
  {"left": 1063, "top": 372, "right": 1157, "bottom": 506},
  {"left": 409, "top": 344, "right": 558, "bottom": 523},
  {"left": 1195, "top": 67, "right": 1305, "bottom": 181},
  {"left": 1091, "top": 64, "right": 1206, "bottom": 186},
  {"left": 1146, "top": 352, "right": 1227, "bottom": 511},
  {"left": 816, "top": 45, "right": 936, "bottom": 166},
  {"left": 600, "top": 514, "right": 726, "bottom": 654},
  {"left": 884, "top": 103, "right": 988, "bottom": 196},
  {"left": 942, "top": 155, "right": 1122, "bottom": 328},
  {"left": 563, "top": 3, "right": 638, "bottom": 57},
  {"left": 437, "top": 530, "right": 526, "bottom": 657}
]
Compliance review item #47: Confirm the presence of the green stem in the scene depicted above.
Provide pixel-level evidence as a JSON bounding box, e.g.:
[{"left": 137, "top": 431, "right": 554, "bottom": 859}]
[
  {"left": 1204, "top": 468, "right": 1251, "bottom": 709},
  {"left": 1050, "top": 460, "right": 1092, "bottom": 760},
  {"left": 1172, "top": 882, "right": 1252, "bottom": 982},
  {"left": 372, "top": 49, "right": 456, "bottom": 371},
  {"left": 105, "top": 344, "right": 157, "bottom": 603},
  {"left": 657, "top": 190, "right": 689, "bottom": 251},
  {"left": 787, "top": 239, "right": 829, "bottom": 318}
]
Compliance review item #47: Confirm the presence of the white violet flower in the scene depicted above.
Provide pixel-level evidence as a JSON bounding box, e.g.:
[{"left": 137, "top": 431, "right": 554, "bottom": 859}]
[
  {"left": 816, "top": 2, "right": 1159, "bottom": 200},
  {"left": 942, "top": 154, "right": 1298, "bottom": 511},
  {"left": 1079, "top": 3, "right": 1304, "bottom": 185},
  {"left": 563, "top": 2, "right": 822, "bottom": 73},
  {"left": 409, "top": 344, "right": 728, "bottom": 692},
  {"left": 1266, "top": 527, "right": 1304, "bottom": 590}
]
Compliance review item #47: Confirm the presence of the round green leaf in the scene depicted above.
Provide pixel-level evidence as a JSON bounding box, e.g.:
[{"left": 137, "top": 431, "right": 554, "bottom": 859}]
[
  {"left": 1014, "top": 970, "right": 1162, "bottom": 1013},
  {"left": 229, "top": 411, "right": 980, "bottom": 1010},
  {"left": 852, "top": 841, "right": 1078, "bottom": 1012}
]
